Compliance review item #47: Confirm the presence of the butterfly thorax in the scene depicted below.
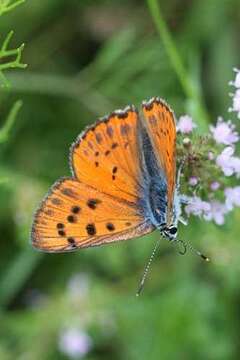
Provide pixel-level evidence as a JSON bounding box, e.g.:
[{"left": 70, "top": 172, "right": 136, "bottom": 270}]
[
  {"left": 160, "top": 224, "right": 178, "bottom": 240},
  {"left": 146, "top": 179, "right": 180, "bottom": 241},
  {"left": 159, "top": 190, "right": 182, "bottom": 240}
]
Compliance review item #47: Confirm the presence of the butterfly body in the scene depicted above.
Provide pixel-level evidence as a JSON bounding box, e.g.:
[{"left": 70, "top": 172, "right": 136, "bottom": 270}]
[
  {"left": 137, "top": 121, "right": 167, "bottom": 226},
  {"left": 32, "top": 97, "right": 181, "bottom": 252}
]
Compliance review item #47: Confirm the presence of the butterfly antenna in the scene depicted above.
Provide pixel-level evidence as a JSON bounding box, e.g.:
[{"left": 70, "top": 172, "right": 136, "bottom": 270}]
[
  {"left": 136, "top": 239, "right": 161, "bottom": 297},
  {"left": 176, "top": 239, "right": 210, "bottom": 262}
]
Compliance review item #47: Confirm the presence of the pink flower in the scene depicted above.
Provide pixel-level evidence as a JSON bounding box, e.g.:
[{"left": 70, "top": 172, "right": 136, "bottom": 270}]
[
  {"left": 67, "top": 273, "right": 90, "bottom": 301},
  {"left": 229, "top": 68, "right": 240, "bottom": 88},
  {"left": 185, "top": 196, "right": 210, "bottom": 217},
  {"left": 230, "top": 156, "right": 240, "bottom": 177},
  {"left": 210, "top": 117, "right": 239, "bottom": 145},
  {"left": 210, "top": 181, "right": 220, "bottom": 191},
  {"left": 189, "top": 176, "right": 198, "bottom": 186},
  {"left": 177, "top": 115, "right": 197, "bottom": 134},
  {"left": 208, "top": 151, "right": 215, "bottom": 160},
  {"left": 216, "top": 147, "right": 234, "bottom": 175},
  {"left": 224, "top": 186, "right": 240, "bottom": 210},
  {"left": 216, "top": 147, "right": 240, "bottom": 177},
  {"left": 183, "top": 137, "right": 191, "bottom": 146},
  {"left": 59, "top": 328, "right": 92, "bottom": 358},
  {"left": 185, "top": 197, "right": 228, "bottom": 225},
  {"left": 229, "top": 69, "right": 240, "bottom": 118},
  {"left": 203, "top": 201, "right": 228, "bottom": 225},
  {"left": 231, "top": 89, "right": 240, "bottom": 119}
]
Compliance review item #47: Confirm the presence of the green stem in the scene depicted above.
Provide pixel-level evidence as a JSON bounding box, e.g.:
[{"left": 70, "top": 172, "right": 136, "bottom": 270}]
[
  {"left": 147, "top": 0, "right": 192, "bottom": 98},
  {"left": 0, "top": 0, "right": 25, "bottom": 16},
  {"left": 0, "top": 248, "right": 43, "bottom": 308},
  {"left": 0, "top": 100, "right": 22, "bottom": 144},
  {"left": 147, "top": 0, "right": 209, "bottom": 130}
]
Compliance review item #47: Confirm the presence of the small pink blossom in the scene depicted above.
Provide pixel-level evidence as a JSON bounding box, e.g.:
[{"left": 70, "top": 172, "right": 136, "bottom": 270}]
[
  {"left": 185, "top": 197, "right": 211, "bottom": 217},
  {"left": 208, "top": 151, "right": 215, "bottom": 160},
  {"left": 231, "top": 89, "right": 240, "bottom": 119},
  {"left": 230, "top": 156, "right": 240, "bottom": 177},
  {"left": 216, "top": 146, "right": 234, "bottom": 175},
  {"left": 183, "top": 137, "right": 191, "bottom": 146},
  {"left": 67, "top": 273, "right": 90, "bottom": 301},
  {"left": 188, "top": 176, "right": 198, "bottom": 186},
  {"left": 203, "top": 201, "right": 228, "bottom": 225},
  {"left": 59, "top": 328, "right": 92, "bottom": 358},
  {"left": 224, "top": 186, "right": 240, "bottom": 210},
  {"left": 229, "top": 68, "right": 240, "bottom": 88},
  {"left": 210, "top": 181, "right": 220, "bottom": 191},
  {"left": 229, "top": 69, "right": 240, "bottom": 117},
  {"left": 177, "top": 115, "right": 197, "bottom": 134},
  {"left": 210, "top": 117, "right": 239, "bottom": 145},
  {"left": 216, "top": 147, "right": 240, "bottom": 177},
  {"left": 185, "top": 197, "right": 228, "bottom": 225}
]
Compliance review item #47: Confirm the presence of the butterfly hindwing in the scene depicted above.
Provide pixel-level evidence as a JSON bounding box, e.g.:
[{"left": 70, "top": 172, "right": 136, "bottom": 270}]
[
  {"left": 32, "top": 178, "right": 154, "bottom": 252},
  {"left": 142, "top": 97, "right": 177, "bottom": 225}
]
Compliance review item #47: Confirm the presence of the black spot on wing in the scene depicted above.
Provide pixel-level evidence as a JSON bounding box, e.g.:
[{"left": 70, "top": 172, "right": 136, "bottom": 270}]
[
  {"left": 106, "top": 126, "right": 113, "bottom": 138},
  {"left": 106, "top": 223, "right": 115, "bottom": 231},
  {"left": 95, "top": 133, "right": 102, "bottom": 144},
  {"left": 67, "top": 237, "right": 77, "bottom": 247},
  {"left": 67, "top": 215, "right": 76, "bottom": 223},
  {"left": 86, "top": 223, "right": 96, "bottom": 236},
  {"left": 71, "top": 206, "right": 81, "bottom": 214},
  {"left": 87, "top": 198, "right": 102, "bottom": 210},
  {"left": 111, "top": 143, "right": 118, "bottom": 149}
]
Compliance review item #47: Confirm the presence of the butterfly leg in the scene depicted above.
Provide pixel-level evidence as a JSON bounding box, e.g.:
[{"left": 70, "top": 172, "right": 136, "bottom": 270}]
[
  {"left": 173, "top": 159, "right": 190, "bottom": 228},
  {"left": 176, "top": 156, "right": 187, "bottom": 190},
  {"left": 179, "top": 216, "right": 188, "bottom": 226},
  {"left": 179, "top": 193, "right": 190, "bottom": 225},
  {"left": 176, "top": 160, "right": 189, "bottom": 225}
]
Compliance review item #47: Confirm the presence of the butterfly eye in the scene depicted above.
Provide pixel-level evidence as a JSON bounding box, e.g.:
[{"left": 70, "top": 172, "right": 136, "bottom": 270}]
[{"left": 169, "top": 227, "right": 177, "bottom": 235}]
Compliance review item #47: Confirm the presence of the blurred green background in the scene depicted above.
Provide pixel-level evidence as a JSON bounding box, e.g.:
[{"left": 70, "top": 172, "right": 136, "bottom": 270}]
[{"left": 0, "top": 0, "right": 240, "bottom": 359}]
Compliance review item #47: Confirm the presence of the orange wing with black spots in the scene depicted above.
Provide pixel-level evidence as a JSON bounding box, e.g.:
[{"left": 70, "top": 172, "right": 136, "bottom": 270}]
[
  {"left": 70, "top": 106, "right": 143, "bottom": 204},
  {"left": 142, "top": 97, "right": 177, "bottom": 224},
  {"left": 32, "top": 178, "right": 154, "bottom": 252}
]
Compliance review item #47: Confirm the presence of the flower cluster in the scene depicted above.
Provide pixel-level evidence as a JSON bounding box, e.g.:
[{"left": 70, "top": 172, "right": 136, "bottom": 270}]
[
  {"left": 229, "top": 68, "right": 240, "bottom": 118},
  {"left": 177, "top": 68, "right": 240, "bottom": 225}
]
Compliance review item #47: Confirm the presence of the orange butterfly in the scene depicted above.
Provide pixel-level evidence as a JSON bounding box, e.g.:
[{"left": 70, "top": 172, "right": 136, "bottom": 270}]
[{"left": 32, "top": 97, "right": 183, "bottom": 253}]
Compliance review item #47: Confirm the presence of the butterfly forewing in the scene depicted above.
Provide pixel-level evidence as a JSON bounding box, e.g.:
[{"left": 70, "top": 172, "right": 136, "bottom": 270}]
[
  {"left": 142, "top": 98, "right": 177, "bottom": 225},
  {"left": 71, "top": 106, "right": 143, "bottom": 204}
]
